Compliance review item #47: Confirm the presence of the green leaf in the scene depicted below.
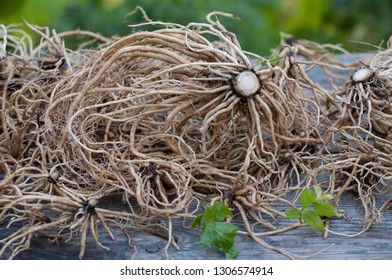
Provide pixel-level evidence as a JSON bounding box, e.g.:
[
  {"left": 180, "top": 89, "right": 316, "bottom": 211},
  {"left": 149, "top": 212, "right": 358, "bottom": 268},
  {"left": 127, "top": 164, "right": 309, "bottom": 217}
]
[
  {"left": 211, "top": 201, "right": 234, "bottom": 221},
  {"left": 320, "top": 194, "right": 334, "bottom": 201},
  {"left": 191, "top": 201, "right": 238, "bottom": 259},
  {"left": 268, "top": 54, "right": 281, "bottom": 66},
  {"left": 202, "top": 201, "right": 233, "bottom": 223},
  {"left": 190, "top": 214, "right": 203, "bottom": 228},
  {"left": 200, "top": 222, "right": 238, "bottom": 259},
  {"left": 258, "top": 54, "right": 281, "bottom": 67},
  {"left": 314, "top": 201, "right": 342, "bottom": 218},
  {"left": 313, "top": 185, "right": 322, "bottom": 199},
  {"left": 225, "top": 244, "right": 239, "bottom": 260},
  {"left": 258, "top": 58, "right": 268, "bottom": 66},
  {"left": 300, "top": 189, "right": 316, "bottom": 208},
  {"left": 301, "top": 209, "right": 325, "bottom": 232},
  {"left": 285, "top": 208, "right": 301, "bottom": 219}
]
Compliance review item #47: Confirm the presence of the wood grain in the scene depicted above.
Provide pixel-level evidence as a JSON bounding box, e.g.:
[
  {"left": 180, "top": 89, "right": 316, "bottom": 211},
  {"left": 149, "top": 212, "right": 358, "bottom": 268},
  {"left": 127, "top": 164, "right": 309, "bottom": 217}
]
[{"left": 1, "top": 191, "right": 391, "bottom": 260}]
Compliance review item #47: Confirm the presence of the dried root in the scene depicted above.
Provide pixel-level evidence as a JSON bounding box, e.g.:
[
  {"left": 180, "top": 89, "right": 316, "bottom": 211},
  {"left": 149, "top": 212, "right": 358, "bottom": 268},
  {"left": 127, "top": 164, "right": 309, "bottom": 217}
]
[
  {"left": 316, "top": 41, "right": 392, "bottom": 230},
  {"left": 1, "top": 10, "right": 392, "bottom": 260}
]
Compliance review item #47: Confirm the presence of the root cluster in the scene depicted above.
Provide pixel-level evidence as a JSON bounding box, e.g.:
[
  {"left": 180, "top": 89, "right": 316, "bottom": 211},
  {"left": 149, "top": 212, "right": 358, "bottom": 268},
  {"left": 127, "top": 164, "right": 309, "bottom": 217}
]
[{"left": 1, "top": 11, "right": 392, "bottom": 259}]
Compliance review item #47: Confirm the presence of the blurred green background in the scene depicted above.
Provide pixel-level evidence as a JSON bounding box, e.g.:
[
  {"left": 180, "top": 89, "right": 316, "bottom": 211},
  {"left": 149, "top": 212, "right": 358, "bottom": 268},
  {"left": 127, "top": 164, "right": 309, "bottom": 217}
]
[{"left": 0, "top": 0, "right": 391, "bottom": 55}]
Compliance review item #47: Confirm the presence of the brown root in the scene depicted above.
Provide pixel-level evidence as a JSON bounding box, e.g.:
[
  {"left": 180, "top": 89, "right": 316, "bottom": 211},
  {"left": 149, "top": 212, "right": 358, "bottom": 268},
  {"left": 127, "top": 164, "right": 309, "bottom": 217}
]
[{"left": 1, "top": 10, "right": 392, "bottom": 260}]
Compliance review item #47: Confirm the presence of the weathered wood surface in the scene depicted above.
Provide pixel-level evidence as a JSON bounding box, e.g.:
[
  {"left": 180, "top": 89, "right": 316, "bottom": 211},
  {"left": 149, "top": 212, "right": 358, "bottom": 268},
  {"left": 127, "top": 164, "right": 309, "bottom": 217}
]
[
  {"left": 1, "top": 191, "right": 391, "bottom": 260},
  {"left": 2, "top": 53, "right": 392, "bottom": 260}
]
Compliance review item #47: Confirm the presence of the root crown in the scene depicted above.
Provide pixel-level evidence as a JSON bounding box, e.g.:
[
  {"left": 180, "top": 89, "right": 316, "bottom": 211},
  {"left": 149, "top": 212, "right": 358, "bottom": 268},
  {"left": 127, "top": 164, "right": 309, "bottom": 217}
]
[
  {"left": 233, "top": 70, "right": 260, "bottom": 97},
  {"left": 352, "top": 67, "right": 374, "bottom": 82}
]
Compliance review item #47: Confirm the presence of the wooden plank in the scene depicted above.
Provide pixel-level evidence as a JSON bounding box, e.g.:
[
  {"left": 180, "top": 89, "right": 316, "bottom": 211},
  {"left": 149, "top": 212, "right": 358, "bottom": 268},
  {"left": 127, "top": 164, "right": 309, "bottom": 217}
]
[{"left": 1, "top": 191, "right": 391, "bottom": 260}]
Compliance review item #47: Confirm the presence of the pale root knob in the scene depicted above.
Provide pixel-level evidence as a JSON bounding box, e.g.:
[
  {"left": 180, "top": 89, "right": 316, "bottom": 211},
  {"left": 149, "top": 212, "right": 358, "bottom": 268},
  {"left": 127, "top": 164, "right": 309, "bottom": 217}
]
[
  {"left": 233, "top": 71, "right": 260, "bottom": 97},
  {"left": 352, "top": 68, "right": 373, "bottom": 82}
]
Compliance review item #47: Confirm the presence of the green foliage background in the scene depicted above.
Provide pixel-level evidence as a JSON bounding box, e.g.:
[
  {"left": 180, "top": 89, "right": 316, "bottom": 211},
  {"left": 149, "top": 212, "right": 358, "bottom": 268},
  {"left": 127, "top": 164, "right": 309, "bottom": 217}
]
[{"left": 0, "top": 0, "right": 391, "bottom": 55}]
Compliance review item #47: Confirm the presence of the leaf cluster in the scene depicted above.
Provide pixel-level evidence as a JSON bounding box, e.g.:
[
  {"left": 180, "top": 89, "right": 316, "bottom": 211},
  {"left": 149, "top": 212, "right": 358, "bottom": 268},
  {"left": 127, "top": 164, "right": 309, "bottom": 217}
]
[
  {"left": 286, "top": 186, "right": 342, "bottom": 232},
  {"left": 258, "top": 54, "right": 281, "bottom": 67},
  {"left": 191, "top": 201, "right": 239, "bottom": 259}
]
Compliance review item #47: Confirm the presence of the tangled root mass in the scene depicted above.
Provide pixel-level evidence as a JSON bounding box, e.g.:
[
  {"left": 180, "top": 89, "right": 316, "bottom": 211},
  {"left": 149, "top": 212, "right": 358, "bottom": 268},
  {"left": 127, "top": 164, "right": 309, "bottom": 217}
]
[{"left": 1, "top": 11, "right": 392, "bottom": 259}]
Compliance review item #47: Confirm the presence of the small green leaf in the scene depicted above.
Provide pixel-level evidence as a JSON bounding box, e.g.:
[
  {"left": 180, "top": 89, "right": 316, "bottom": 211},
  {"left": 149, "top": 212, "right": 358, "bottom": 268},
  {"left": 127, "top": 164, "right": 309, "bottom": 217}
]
[
  {"left": 191, "top": 202, "right": 238, "bottom": 259},
  {"left": 258, "top": 54, "right": 281, "bottom": 67},
  {"left": 211, "top": 201, "right": 233, "bottom": 221},
  {"left": 320, "top": 194, "right": 334, "bottom": 201},
  {"left": 200, "top": 222, "right": 238, "bottom": 259},
  {"left": 199, "top": 225, "right": 214, "bottom": 248},
  {"left": 258, "top": 58, "right": 268, "bottom": 66},
  {"left": 202, "top": 201, "right": 233, "bottom": 223},
  {"left": 286, "top": 208, "right": 301, "bottom": 219},
  {"left": 301, "top": 209, "right": 325, "bottom": 232},
  {"left": 268, "top": 54, "right": 281, "bottom": 66},
  {"left": 225, "top": 244, "right": 239, "bottom": 260},
  {"left": 313, "top": 185, "right": 322, "bottom": 199},
  {"left": 314, "top": 201, "right": 342, "bottom": 218},
  {"left": 190, "top": 214, "right": 203, "bottom": 228},
  {"left": 300, "top": 189, "right": 316, "bottom": 208}
]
